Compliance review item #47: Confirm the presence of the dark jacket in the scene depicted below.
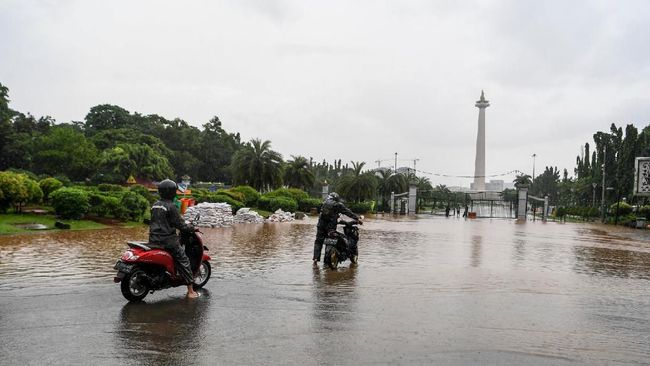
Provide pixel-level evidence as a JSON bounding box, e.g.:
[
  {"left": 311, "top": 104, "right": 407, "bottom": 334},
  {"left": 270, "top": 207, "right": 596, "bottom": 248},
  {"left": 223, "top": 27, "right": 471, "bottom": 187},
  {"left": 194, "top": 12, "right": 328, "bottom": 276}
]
[
  {"left": 148, "top": 199, "right": 193, "bottom": 246},
  {"left": 317, "top": 198, "right": 359, "bottom": 232}
]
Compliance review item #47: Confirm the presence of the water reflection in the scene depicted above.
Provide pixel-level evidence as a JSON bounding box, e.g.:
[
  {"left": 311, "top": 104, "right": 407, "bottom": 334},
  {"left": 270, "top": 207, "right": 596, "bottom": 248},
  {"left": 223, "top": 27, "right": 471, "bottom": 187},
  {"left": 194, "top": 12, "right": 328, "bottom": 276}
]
[
  {"left": 115, "top": 289, "right": 211, "bottom": 365},
  {"left": 574, "top": 246, "right": 650, "bottom": 279},
  {"left": 470, "top": 235, "right": 482, "bottom": 268}
]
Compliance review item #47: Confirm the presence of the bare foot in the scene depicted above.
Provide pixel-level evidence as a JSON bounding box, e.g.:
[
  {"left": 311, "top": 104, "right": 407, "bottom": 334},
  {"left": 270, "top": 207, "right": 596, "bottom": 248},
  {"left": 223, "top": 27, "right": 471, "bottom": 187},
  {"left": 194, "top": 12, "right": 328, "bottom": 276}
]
[{"left": 187, "top": 291, "right": 200, "bottom": 299}]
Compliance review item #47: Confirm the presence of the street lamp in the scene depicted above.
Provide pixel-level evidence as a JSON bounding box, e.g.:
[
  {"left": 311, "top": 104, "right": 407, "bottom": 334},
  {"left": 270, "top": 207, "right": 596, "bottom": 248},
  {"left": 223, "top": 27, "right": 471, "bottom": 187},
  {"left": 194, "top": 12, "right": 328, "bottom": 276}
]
[{"left": 531, "top": 153, "right": 537, "bottom": 189}]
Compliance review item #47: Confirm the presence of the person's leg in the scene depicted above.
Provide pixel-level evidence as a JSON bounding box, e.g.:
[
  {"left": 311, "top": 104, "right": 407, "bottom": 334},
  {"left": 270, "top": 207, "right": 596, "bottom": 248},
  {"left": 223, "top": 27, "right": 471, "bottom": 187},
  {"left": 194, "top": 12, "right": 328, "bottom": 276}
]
[
  {"left": 313, "top": 226, "right": 326, "bottom": 262},
  {"left": 166, "top": 239, "right": 199, "bottom": 298}
]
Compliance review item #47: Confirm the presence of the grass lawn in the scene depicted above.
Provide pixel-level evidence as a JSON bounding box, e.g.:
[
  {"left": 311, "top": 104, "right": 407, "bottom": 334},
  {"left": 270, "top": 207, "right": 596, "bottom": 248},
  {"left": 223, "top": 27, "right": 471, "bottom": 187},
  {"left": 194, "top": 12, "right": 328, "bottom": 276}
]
[{"left": 0, "top": 213, "right": 109, "bottom": 235}]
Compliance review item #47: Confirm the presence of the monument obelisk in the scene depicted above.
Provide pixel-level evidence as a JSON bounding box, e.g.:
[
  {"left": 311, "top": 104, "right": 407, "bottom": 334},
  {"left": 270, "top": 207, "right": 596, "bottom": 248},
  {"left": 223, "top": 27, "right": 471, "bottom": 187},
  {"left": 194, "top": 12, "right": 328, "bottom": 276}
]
[{"left": 473, "top": 90, "right": 489, "bottom": 191}]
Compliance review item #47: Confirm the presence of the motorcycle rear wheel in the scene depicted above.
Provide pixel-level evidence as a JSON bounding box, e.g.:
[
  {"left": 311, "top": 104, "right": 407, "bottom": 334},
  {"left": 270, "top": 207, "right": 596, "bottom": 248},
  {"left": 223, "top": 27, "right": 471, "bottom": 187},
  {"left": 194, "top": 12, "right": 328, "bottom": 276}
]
[
  {"left": 324, "top": 246, "right": 339, "bottom": 269},
  {"left": 193, "top": 261, "right": 211, "bottom": 289},
  {"left": 120, "top": 268, "right": 150, "bottom": 302}
]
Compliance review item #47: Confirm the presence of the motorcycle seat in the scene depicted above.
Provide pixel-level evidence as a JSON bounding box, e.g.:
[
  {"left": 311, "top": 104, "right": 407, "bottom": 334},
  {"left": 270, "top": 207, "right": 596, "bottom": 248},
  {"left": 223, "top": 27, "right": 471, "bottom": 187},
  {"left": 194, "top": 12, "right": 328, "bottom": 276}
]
[{"left": 127, "top": 241, "right": 152, "bottom": 251}]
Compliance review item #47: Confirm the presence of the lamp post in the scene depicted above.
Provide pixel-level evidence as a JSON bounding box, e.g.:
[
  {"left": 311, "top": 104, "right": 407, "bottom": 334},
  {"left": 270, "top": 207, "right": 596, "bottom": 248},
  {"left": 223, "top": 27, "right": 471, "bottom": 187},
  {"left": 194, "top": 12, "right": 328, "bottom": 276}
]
[
  {"left": 531, "top": 153, "right": 537, "bottom": 191},
  {"left": 601, "top": 145, "right": 607, "bottom": 223}
]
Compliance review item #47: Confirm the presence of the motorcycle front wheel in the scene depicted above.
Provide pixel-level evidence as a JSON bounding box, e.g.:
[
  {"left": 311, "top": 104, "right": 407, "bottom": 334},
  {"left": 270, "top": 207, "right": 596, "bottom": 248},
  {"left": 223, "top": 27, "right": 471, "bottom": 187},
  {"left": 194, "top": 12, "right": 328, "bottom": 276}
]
[
  {"left": 193, "top": 261, "right": 211, "bottom": 289},
  {"left": 120, "top": 268, "right": 150, "bottom": 302},
  {"left": 324, "top": 246, "right": 339, "bottom": 269}
]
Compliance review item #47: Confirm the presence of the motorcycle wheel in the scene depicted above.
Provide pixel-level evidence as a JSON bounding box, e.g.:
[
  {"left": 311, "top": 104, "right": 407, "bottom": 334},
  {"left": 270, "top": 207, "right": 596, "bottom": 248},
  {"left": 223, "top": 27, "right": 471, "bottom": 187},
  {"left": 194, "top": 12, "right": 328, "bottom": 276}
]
[
  {"left": 193, "top": 261, "right": 211, "bottom": 289},
  {"left": 350, "top": 254, "right": 358, "bottom": 264},
  {"left": 324, "top": 246, "right": 339, "bottom": 269},
  {"left": 120, "top": 268, "right": 149, "bottom": 302}
]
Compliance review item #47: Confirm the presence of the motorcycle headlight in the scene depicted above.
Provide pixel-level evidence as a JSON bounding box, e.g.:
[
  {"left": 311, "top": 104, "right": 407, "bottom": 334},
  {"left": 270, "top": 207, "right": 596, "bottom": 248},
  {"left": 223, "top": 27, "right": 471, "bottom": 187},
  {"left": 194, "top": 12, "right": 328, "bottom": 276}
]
[{"left": 121, "top": 250, "right": 139, "bottom": 261}]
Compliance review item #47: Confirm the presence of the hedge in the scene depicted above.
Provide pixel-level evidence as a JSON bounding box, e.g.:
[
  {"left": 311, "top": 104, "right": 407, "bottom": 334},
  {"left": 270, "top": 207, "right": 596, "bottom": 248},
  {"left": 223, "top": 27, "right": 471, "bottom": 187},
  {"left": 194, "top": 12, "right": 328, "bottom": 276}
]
[
  {"left": 229, "top": 185, "right": 260, "bottom": 206},
  {"left": 298, "top": 197, "right": 322, "bottom": 212},
  {"left": 258, "top": 196, "right": 298, "bottom": 212},
  {"left": 346, "top": 201, "right": 373, "bottom": 214},
  {"left": 50, "top": 188, "right": 90, "bottom": 219}
]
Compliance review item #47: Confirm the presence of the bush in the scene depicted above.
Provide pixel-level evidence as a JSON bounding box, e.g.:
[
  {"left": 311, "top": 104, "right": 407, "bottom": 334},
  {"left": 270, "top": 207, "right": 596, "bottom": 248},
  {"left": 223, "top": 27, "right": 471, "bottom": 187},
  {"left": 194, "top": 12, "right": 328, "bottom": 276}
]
[
  {"left": 610, "top": 201, "right": 633, "bottom": 216},
  {"left": 88, "top": 192, "right": 122, "bottom": 218},
  {"left": 216, "top": 189, "right": 245, "bottom": 203},
  {"left": 119, "top": 191, "right": 150, "bottom": 221},
  {"left": 346, "top": 201, "right": 373, "bottom": 214},
  {"left": 258, "top": 196, "right": 298, "bottom": 212},
  {"left": 230, "top": 185, "right": 260, "bottom": 206},
  {"left": 39, "top": 177, "right": 63, "bottom": 202},
  {"left": 0, "top": 172, "right": 42, "bottom": 212},
  {"left": 129, "top": 184, "right": 155, "bottom": 204},
  {"left": 298, "top": 197, "right": 322, "bottom": 212},
  {"left": 98, "top": 183, "right": 125, "bottom": 192},
  {"left": 639, "top": 205, "right": 650, "bottom": 220},
  {"left": 50, "top": 188, "right": 90, "bottom": 219},
  {"left": 265, "top": 188, "right": 309, "bottom": 202}
]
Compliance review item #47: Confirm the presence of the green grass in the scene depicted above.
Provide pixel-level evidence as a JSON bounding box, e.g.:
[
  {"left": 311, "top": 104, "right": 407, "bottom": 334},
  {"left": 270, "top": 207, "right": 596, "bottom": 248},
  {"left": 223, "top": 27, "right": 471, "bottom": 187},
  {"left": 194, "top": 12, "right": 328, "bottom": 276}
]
[{"left": 0, "top": 213, "right": 109, "bottom": 235}]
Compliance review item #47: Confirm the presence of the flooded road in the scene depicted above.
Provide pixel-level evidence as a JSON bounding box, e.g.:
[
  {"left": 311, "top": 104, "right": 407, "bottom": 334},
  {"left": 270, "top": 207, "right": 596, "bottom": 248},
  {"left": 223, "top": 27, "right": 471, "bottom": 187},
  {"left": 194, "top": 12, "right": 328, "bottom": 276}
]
[{"left": 1, "top": 216, "right": 650, "bottom": 365}]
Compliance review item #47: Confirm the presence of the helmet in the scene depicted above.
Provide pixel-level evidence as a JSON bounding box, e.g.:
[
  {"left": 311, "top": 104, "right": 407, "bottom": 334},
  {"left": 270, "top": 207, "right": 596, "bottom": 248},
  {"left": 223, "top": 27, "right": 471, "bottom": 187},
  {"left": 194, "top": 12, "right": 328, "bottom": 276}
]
[
  {"left": 328, "top": 192, "right": 341, "bottom": 202},
  {"left": 158, "top": 179, "right": 178, "bottom": 200}
]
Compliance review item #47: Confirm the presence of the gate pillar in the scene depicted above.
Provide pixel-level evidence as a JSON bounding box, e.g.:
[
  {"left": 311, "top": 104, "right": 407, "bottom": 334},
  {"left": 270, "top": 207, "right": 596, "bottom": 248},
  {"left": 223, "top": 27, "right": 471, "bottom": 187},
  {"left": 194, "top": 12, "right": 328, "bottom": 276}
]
[
  {"left": 390, "top": 191, "right": 395, "bottom": 214},
  {"left": 408, "top": 184, "right": 417, "bottom": 214},
  {"left": 517, "top": 187, "right": 528, "bottom": 221},
  {"left": 543, "top": 195, "right": 549, "bottom": 222}
]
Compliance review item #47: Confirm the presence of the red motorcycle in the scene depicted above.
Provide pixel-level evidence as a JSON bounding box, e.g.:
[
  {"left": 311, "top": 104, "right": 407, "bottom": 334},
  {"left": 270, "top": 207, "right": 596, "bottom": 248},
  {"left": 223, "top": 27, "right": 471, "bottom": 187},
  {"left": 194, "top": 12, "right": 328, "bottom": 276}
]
[{"left": 114, "top": 229, "right": 212, "bottom": 301}]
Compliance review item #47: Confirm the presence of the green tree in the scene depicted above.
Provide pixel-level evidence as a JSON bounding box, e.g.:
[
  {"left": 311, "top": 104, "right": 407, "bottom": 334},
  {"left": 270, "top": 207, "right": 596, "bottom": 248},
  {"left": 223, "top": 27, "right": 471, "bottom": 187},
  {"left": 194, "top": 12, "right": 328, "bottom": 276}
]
[
  {"left": 84, "top": 104, "right": 132, "bottom": 133},
  {"left": 97, "top": 143, "right": 174, "bottom": 182},
  {"left": 284, "top": 156, "right": 315, "bottom": 191},
  {"left": 39, "top": 177, "right": 63, "bottom": 203},
  {"left": 31, "top": 126, "right": 99, "bottom": 181},
  {"left": 231, "top": 139, "right": 284, "bottom": 191}
]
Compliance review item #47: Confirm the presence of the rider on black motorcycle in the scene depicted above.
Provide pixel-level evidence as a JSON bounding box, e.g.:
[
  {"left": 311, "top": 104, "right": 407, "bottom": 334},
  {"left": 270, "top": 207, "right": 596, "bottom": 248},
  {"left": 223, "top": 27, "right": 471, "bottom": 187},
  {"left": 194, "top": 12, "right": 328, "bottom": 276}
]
[
  {"left": 149, "top": 179, "right": 200, "bottom": 299},
  {"left": 313, "top": 192, "right": 362, "bottom": 263}
]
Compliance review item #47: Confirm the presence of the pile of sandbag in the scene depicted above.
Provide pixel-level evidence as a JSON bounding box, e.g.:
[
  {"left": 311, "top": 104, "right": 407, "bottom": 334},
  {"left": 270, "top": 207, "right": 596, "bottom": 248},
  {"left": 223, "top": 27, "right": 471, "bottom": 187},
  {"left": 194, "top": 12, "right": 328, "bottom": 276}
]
[
  {"left": 266, "top": 209, "right": 295, "bottom": 222},
  {"left": 233, "top": 208, "right": 265, "bottom": 224},
  {"left": 183, "top": 202, "right": 234, "bottom": 228}
]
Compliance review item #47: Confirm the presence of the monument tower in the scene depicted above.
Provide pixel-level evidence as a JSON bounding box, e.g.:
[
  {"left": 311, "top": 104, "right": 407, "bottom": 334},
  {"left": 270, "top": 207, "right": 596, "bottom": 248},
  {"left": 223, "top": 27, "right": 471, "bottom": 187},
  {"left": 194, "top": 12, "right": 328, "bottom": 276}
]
[{"left": 472, "top": 90, "right": 489, "bottom": 191}]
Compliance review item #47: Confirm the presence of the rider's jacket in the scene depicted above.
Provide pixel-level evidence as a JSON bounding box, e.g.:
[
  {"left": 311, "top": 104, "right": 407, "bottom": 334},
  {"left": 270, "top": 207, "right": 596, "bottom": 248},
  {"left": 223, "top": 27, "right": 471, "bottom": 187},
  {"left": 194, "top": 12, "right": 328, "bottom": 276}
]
[
  {"left": 317, "top": 197, "right": 359, "bottom": 232},
  {"left": 148, "top": 199, "right": 193, "bottom": 247}
]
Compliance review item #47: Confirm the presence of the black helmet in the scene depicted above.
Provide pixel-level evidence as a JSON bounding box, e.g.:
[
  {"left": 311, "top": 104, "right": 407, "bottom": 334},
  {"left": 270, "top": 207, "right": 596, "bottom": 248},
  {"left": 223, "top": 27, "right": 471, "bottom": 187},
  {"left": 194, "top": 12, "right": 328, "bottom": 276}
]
[
  {"left": 158, "top": 179, "right": 177, "bottom": 200},
  {"left": 328, "top": 192, "right": 341, "bottom": 202}
]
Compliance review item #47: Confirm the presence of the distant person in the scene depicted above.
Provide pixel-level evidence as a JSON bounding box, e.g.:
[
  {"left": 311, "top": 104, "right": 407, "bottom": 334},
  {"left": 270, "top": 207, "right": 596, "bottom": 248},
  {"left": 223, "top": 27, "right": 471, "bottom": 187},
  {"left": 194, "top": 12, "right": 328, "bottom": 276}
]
[
  {"left": 445, "top": 205, "right": 450, "bottom": 217},
  {"left": 463, "top": 205, "right": 468, "bottom": 218},
  {"left": 313, "top": 192, "right": 361, "bottom": 264},
  {"left": 148, "top": 179, "right": 199, "bottom": 299},
  {"left": 456, "top": 207, "right": 460, "bottom": 217}
]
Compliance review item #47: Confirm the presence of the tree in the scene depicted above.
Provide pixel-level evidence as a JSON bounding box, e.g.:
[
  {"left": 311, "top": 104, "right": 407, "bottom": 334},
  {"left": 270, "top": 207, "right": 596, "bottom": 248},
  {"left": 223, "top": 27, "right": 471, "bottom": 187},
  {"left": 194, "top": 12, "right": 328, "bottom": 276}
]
[
  {"left": 0, "top": 172, "right": 42, "bottom": 212},
  {"left": 84, "top": 104, "right": 132, "bottom": 133},
  {"left": 199, "top": 116, "right": 241, "bottom": 182},
  {"left": 97, "top": 143, "right": 174, "bottom": 182},
  {"left": 284, "top": 156, "right": 315, "bottom": 191},
  {"left": 337, "top": 161, "right": 377, "bottom": 202},
  {"left": 0, "top": 83, "right": 18, "bottom": 170},
  {"left": 231, "top": 139, "right": 284, "bottom": 191},
  {"left": 376, "top": 169, "right": 408, "bottom": 209},
  {"left": 31, "top": 126, "right": 99, "bottom": 181},
  {"left": 514, "top": 174, "right": 532, "bottom": 188}
]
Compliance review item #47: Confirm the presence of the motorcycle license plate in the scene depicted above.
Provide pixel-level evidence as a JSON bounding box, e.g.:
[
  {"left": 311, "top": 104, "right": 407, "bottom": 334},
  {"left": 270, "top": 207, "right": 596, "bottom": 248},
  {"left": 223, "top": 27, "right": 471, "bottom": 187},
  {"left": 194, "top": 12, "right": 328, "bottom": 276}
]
[
  {"left": 324, "top": 238, "right": 338, "bottom": 246},
  {"left": 114, "top": 261, "right": 133, "bottom": 273}
]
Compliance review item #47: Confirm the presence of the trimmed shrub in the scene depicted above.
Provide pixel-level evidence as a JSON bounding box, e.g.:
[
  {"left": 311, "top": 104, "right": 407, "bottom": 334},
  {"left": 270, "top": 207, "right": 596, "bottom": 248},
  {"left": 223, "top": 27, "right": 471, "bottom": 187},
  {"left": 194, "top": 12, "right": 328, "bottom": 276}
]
[
  {"left": 346, "top": 201, "right": 373, "bottom": 214},
  {"left": 258, "top": 196, "right": 298, "bottom": 212},
  {"left": 50, "top": 188, "right": 90, "bottom": 219},
  {"left": 298, "top": 197, "right": 322, "bottom": 212},
  {"left": 0, "top": 172, "right": 42, "bottom": 212},
  {"left": 39, "top": 177, "right": 63, "bottom": 202},
  {"left": 98, "top": 183, "right": 125, "bottom": 192},
  {"left": 119, "top": 191, "right": 150, "bottom": 221},
  {"left": 639, "top": 205, "right": 650, "bottom": 220},
  {"left": 230, "top": 185, "right": 260, "bottom": 206},
  {"left": 265, "top": 188, "right": 309, "bottom": 202},
  {"left": 216, "top": 189, "right": 245, "bottom": 203},
  {"left": 129, "top": 184, "right": 156, "bottom": 204},
  {"left": 610, "top": 201, "right": 633, "bottom": 216}
]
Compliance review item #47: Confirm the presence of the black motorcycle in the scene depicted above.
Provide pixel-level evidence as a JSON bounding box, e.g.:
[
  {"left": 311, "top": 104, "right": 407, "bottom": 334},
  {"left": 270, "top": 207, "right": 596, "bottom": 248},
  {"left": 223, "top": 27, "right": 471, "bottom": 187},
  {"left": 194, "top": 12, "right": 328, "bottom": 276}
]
[{"left": 323, "top": 219, "right": 361, "bottom": 269}]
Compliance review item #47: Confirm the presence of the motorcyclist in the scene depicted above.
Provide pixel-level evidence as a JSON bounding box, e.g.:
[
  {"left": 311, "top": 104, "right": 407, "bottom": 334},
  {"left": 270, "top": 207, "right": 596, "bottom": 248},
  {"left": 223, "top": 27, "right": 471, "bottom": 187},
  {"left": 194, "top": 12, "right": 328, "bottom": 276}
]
[
  {"left": 148, "top": 179, "right": 200, "bottom": 299},
  {"left": 313, "top": 192, "right": 361, "bottom": 263}
]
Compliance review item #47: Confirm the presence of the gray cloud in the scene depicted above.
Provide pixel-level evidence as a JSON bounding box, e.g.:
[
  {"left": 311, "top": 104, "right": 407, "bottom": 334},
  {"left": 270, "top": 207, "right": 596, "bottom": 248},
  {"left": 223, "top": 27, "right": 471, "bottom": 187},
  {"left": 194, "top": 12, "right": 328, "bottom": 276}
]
[{"left": 1, "top": 0, "right": 649, "bottom": 186}]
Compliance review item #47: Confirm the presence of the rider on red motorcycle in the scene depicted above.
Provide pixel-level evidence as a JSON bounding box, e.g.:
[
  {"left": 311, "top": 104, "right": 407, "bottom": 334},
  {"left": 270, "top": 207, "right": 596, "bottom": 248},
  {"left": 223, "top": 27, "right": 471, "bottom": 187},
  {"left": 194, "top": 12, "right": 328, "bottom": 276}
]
[{"left": 149, "top": 179, "right": 200, "bottom": 299}]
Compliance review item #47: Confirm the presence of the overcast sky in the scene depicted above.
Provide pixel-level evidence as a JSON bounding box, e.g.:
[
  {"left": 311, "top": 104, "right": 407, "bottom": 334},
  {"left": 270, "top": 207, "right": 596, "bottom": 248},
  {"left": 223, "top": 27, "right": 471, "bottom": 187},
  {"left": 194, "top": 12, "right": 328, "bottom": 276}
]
[{"left": 2, "top": 0, "right": 650, "bottom": 187}]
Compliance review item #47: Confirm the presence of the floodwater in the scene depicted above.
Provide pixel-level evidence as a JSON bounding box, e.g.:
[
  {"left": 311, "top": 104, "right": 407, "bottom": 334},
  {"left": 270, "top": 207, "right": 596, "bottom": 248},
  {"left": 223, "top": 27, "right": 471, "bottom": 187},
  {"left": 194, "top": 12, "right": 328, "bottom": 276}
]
[{"left": 1, "top": 216, "right": 650, "bottom": 365}]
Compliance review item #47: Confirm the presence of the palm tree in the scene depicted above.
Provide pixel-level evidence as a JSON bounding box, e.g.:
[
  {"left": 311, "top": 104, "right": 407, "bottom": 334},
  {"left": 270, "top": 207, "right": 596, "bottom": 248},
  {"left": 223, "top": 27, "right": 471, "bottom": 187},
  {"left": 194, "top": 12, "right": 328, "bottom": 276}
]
[
  {"left": 284, "top": 155, "right": 315, "bottom": 191},
  {"left": 415, "top": 176, "right": 433, "bottom": 210},
  {"left": 231, "top": 139, "right": 284, "bottom": 191},
  {"left": 337, "top": 161, "right": 377, "bottom": 202},
  {"left": 376, "top": 169, "right": 408, "bottom": 209},
  {"left": 513, "top": 174, "right": 532, "bottom": 188}
]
